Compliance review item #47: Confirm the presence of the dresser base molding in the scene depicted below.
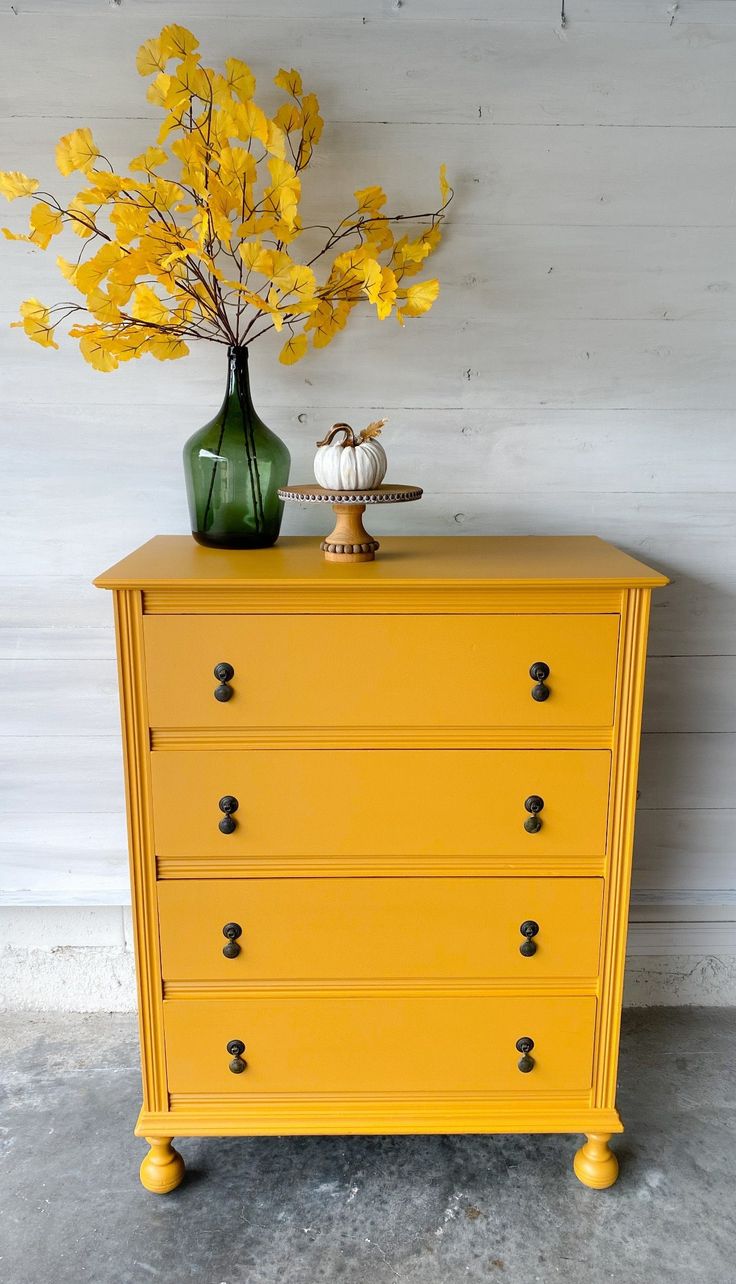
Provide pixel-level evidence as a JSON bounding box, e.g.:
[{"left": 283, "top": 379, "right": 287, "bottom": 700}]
[
  {"left": 136, "top": 1103, "right": 623, "bottom": 1137},
  {"left": 135, "top": 1107, "right": 622, "bottom": 1192}
]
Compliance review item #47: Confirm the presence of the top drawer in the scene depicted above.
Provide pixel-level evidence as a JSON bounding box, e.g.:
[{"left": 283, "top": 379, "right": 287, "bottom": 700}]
[{"left": 143, "top": 614, "right": 619, "bottom": 729}]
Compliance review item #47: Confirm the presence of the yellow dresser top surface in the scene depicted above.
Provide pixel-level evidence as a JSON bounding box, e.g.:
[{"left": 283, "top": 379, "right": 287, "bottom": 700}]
[{"left": 95, "top": 534, "right": 667, "bottom": 590}]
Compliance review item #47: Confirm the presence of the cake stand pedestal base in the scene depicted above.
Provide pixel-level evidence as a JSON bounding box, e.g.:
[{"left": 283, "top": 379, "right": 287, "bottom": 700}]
[
  {"left": 321, "top": 503, "right": 380, "bottom": 562},
  {"left": 278, "top": 484, "right": 423, "bottom": 563}
]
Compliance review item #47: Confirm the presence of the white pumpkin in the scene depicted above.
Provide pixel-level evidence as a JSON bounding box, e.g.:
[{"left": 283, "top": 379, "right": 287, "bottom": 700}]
[{"left": 314, "top": 421, "right": 388, "bottom": 490}]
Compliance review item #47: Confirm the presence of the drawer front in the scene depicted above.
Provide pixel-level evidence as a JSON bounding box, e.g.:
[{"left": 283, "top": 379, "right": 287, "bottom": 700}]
[
  {"left": 163, "top": 995, "right": 596, "bottom": 1094},
  {"left": 151, "top": 749, "right": 610, "bottom": 858},
  {"left": 143, "top": 614, "right": 619, "bottom": 729},
  {"left": 158, "top": 877, "right": 603, "bottom": 981}
]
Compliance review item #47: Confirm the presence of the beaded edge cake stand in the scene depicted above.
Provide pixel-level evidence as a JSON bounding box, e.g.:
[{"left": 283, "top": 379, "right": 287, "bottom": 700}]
[{"left": 278, "top": 484, "right": 423, "bottom": 563}]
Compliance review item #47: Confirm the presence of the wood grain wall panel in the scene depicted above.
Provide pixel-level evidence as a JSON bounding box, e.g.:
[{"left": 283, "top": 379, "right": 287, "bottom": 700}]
[{"left": 0, "top": 0, "right": 733, "bottom": 945}]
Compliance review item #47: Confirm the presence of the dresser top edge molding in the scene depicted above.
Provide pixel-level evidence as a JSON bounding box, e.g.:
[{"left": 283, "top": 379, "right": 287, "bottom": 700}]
[{"left": 94, "top": 535, "right": 668, "bottom": 591}]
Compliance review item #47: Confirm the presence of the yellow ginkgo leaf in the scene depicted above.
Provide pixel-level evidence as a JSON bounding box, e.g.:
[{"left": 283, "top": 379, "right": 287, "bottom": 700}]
[
  {"left": 274, "top": 67, "right": 303, "bottom": 98},
  {"left": 86, "top": 285, "right": 121, "bottom": 324},
  {"left": 279, "top": 332, "right": 307, "bottom": 364},
  {"left": 300, "top": 93, "right": 323, "bottom": 156},
  {"left": 136, "top": 35, "right": 169, "bottom": 77},
  {"left": 129, "top": 146, "right": 169, "bottom": 173},
  {"left": 375, "top": 265, "right": 397, "bottom": 320},
  {"left": 398, "top": 277, "right": 440, "bottom": 321},
  {"left": 165, "top": 57, "right": 209, "bottom": 111},
  {"left": 354, "top": 185, "right": 386, "bottom": 214},
  {"left": 11, "top": 298, "right": 59, "bottom": 349},
  {"left": 148, "top": 73, "right": 172, "bottom": 108},
  {"left": 78, "top": 331, "right": 119, "bottom": 372},
  {"left": 266, "top": 120, "right": 286, "bottom": 161},
  {"left": 110, "top": 201, "right": 151, "bottom": 245},
  {"left": 439, "top": 163, "right": 451, "bottom": 204},
  {"left": 56, "top": 127, "right": 99, "bottom": 177},
  {"left": 75, "top": 243, "right": 124, "bottom": 294},
  {"left": 132, "top": 283, "right": 171, "bottom": 326},
  {"left": 148, "top": 333, "right": 190, "bottom": 361},
  {"left": 308, "top": 304, "right": 337, "bottom": 349},
  {"left": 56, "top": 256, "right": 79, "bottom": 286},
  {"left": 271, "top": 259, "right": 316, "bottom": 301},
  {"left": 231, "top": 100, "right": 269, "bottom": 148},
  {"left": 274, "top": 102, "right": 301, "bottom": 135},
  {"left": 66, "top": 194, "right": 97, "bottom": 239},
  {"left": 86, "top": 170, "right": 124, "bottom": 198},
  {"left": 160, "top": 24, "right": 200, "bottom": 60},
  {"left": 266, "top": 288, "right": 284, "bottom": 331},
  {"left": 420, "top": 223, "right": 442, "bottom": 255},
  {"left": 224, "top": 57, "right": 255, "bottom": 102},
  {"left": 239, "top": 240, "right": 274, "bottom": 276},
  {"left": 29, "top": 202, "right": 63, "bottom": 249},
  {"left": 264, "top": 156, "right": 300, "bottom": 230},
  {"left": 218, "top": 145, "right": 256, "bottom": 188},
  {"left": 0, "top": 170, "right": 39, "bottom": 201}
]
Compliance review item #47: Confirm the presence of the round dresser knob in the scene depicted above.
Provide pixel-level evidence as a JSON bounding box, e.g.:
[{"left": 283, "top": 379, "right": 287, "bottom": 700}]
[
  {"left": 529, "top": 661, "right": 550, "bottom": 702},
  {"left": 222, "top": 922, "right": 243, "bottom": 958},
  {"left": 218, "top": 795, "right": 239, "bottom": 834},
  {"left": 523, "top": 795, "right": 544, "bottom": 834},
  {"left": 214, "top": 662, "right": 235, "bottom": 702},
  {"left": 226, "top": 1039, "right": 246, "bottom": 1073},
  {"left": 519, "top": 920, "right": 539, "bottom": 956},
  {"left": 516, "top": 1036, "right": 535, "bottom": 1073}
]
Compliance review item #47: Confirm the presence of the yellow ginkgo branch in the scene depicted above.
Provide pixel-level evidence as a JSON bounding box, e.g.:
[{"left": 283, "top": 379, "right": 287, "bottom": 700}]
[{"left": 0, "top": 22, "right": 452, "bottom": 370}]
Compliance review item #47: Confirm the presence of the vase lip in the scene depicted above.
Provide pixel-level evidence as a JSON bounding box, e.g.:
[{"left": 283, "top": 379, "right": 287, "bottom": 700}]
[{"left": 228, "top": 343, "right": 249, "bottom": 360}]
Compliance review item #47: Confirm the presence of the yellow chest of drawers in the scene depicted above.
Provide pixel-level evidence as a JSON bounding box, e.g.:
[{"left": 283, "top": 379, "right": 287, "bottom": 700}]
[{"left": 96, "top": 535, "right": 666, "bottom": 1194}]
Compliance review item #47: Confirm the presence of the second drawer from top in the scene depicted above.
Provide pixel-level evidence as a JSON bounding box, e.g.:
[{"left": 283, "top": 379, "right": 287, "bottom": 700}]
[
  {"left": 143, "top": 614, "right": 620, "bottom": 729},
  {"left": 150, "top": 749, "right": 611, "bottom": 859}
]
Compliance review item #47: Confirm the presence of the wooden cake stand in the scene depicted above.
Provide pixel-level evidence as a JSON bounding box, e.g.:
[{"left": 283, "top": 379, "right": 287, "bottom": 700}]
[{"left": 278, "top": 483, "right": 423, "bottom": 562}]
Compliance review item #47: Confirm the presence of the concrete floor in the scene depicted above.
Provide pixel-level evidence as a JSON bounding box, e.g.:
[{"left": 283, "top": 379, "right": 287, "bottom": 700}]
[{"left": 1, "top": 1009, "right": 734, "bottom": 1284}]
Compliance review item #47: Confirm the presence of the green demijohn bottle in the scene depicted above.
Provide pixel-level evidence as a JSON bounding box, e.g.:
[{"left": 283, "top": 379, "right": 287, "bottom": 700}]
[{"left": 184, "top": 346, "right": 291, "bottom": 548}]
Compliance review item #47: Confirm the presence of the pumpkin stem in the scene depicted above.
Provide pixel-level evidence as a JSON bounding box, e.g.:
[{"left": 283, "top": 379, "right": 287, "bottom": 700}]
[{"left": 315, "top": 423, "right": 358, "bottom": 449}]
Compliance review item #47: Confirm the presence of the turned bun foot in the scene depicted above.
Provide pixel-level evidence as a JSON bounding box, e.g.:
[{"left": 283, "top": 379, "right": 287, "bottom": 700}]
[
  {"left": 139, "top": 1137, "right": 185, "bottom": 1194},
  {"left": 573, "top": 1133, "right": 619, "bottom": 1189}
]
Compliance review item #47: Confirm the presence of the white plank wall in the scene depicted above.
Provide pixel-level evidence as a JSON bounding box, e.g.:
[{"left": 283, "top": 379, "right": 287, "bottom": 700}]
[{"left": 1, "top": 0, "right": 735, "bottom": 978}]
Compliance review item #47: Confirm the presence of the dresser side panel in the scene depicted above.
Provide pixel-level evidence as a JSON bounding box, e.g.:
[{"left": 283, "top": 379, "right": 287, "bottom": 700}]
[
  {"left": 113, "top": 589, "right": 167, "bottom": 1114},
  {"left": 594, "top": 587, "right": 652, "bottom": 1108}
]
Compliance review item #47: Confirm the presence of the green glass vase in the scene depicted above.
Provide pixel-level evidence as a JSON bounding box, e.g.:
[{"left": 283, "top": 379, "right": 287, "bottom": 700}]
[{"left": 184, "top": 346, "right": 291, "bottom": 548}]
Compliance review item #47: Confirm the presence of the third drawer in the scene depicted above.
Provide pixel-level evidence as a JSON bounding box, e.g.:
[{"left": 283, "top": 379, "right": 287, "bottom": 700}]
[{"left": 157, "top": 876, "right": 604, "bottom": 981}]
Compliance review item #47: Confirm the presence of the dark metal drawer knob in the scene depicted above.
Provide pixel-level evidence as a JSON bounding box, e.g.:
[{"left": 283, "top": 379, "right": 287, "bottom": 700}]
[
  {"left": 214, "top": 662, "right": 235, "bottom": 702},
  {"left": 218, "top": 795, "right": 239, "bottom": 834},
  {"left": 530, "top": 661, "right": 550, "bottom": 702},
  {"left": 524, "top": 794, "right": 544, "bottom": 833},
  {"left": 222, "top": 922, "right": 243, "bottom": 959},
  {"left": 227, "top": 1039, "right": 246, "bottom": 1073},
  {"left": 516, "top": 1036, "right": 535, "bottom": 1073},
  {"left": 519, "top": 920, "right": 539, "bottom": 956}
]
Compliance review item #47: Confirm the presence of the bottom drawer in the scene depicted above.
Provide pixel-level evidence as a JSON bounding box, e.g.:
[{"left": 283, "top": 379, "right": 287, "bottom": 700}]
[{"left": 163, "top": 995, "right": 596, "bottom": 1095}]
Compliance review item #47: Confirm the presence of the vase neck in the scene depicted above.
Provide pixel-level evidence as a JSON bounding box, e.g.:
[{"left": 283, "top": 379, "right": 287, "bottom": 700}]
[{"left": 223, "top": 345, "right": 254, "bottom": 413}]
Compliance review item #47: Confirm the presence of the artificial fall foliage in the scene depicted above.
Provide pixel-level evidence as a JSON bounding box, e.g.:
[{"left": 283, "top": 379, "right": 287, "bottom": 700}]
[{"left": 0, "top": 24, "right": 452, "bottom": 372}]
